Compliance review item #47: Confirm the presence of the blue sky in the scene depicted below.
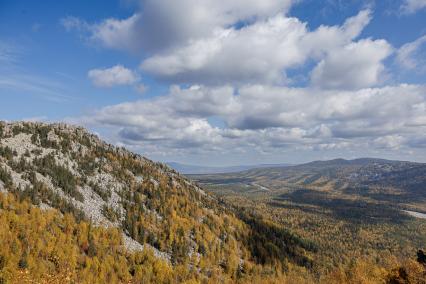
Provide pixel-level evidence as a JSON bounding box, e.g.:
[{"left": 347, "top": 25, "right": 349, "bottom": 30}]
[{"left": 1, "top": 0, "right": 426, "bottom": 166}]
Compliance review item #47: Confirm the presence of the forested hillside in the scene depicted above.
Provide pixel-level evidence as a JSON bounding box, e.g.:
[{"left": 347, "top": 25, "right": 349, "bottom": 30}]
[
  {"left": 0, "top": 121, "right": 425, "bottom": 283},
  {"left": 0, "top": 121, "right": 316, "bottom": 283},
  {"left": 0, "top": 192, "right": 174, "bottom": 283}
]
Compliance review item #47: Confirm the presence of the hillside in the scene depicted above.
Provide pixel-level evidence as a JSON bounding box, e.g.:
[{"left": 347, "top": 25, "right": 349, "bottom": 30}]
[{"left": 0, "top": 121, "right": 317, "bottom": 283}]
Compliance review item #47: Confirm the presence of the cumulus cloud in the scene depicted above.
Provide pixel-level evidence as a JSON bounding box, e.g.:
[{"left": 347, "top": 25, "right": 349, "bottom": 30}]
[
  {"left": 401, "top": 0, "right": 426, "bottom": 14},
  {"left": 231, "top": 84, "right": 426, "bottom": 133},
  {"left": 62, "top": 0, "right": 293, "bottom": 53},
  {"left": 90, "top": 14, "right": 143, "bottom": 52},
  {"left": 74, "top": 83, "right": 426, "bottom": 154},
  {"left": 64, "top": 5, "right": 382, "bottom": 87},
  {"left": 397, "top": 35, "right": 426, "bottom": 71},
  {"left": 61, "top": 15, "right": 143, "bottom": 52},
  {"left": 88, "top": 65, "right": 139, "bottom": 87},
  {"left": 311, "top": 39, "right": 393, "bottom": 89},
  {"left": 94, "top": 0, "right": 294, "bottom": 52},
  {"left": 141, "top": 10, "right": 374, "bottom": 85},
  {"left": 141, "top": 16, "right": 306, "bottom": 84}
]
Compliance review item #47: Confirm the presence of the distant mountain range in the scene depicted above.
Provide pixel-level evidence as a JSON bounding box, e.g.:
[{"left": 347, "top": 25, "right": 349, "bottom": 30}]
[
  {"left": 191, "top": 158, "right": 426, "bottom": 210},
  {"left": 167, "top": 161, "right": 292, "bottom": 174},
  {"left": 189, "top": 158, "right": 426, "bottom": 283}
]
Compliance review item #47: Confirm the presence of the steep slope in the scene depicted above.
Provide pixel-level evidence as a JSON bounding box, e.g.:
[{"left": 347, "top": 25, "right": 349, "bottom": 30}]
[{"left": 0, "top": 121, "right": 314, "bottom": 283}]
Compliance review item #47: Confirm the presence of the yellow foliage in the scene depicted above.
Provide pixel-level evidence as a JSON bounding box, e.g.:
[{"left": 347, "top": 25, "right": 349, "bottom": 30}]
[{"left": 0, "top": 193, "right": 177, "bottom": 284}]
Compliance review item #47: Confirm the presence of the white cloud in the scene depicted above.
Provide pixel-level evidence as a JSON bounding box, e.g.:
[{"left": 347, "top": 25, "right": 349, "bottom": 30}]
[
  {"left": 88, "top": 65, "right": 139, "bottom": 87},
  {"left": 61, "top": 15, "right": 143, "bottom": 52},
  {"left": 141, "top": 10, "right": 374, "bottom": 85},
  {"left": 65, "top": 5, "right": 381, "bottom": 88},
  {"left": 62, "top": 0, "right": 293, "bottom": 53},
  {"left": 141, "top": 16, "right": 307, "bottom": 84},
  {"left": 311, "top": 39, "right": 393, "bottom": 89},
  {"left": 74, "top": 83, "right": 426, "bottom": 155},
  {"left": 93, "top": 0, "right": 294, "bottom": 52},
  {"left": 90, "top": 14, "right": 143, "bottom": 52},
  {"left": 401, "top": 0, "right": 426, "bottom": 14},
  {"left": 397, "top": 34, "right": 426, "bottom": 71},
  {"left": 300, "top": 9, "right": 372, "bottom": 59}
]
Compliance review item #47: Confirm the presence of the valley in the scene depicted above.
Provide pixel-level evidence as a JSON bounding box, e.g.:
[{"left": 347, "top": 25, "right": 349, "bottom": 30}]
[{"left": 191, "top": 159, "right": 426, "bottom": 277}]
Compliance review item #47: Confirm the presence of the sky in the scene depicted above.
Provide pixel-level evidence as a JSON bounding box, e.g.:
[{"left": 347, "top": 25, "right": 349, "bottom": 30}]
[{"left": 1, "top": 0, "right": 426, "bottom": 166}]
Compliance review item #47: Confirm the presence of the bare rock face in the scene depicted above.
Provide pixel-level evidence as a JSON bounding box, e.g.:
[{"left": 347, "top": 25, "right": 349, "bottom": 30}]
[{"left": 0, "top": 181, "right": 5, "bottom": 193}]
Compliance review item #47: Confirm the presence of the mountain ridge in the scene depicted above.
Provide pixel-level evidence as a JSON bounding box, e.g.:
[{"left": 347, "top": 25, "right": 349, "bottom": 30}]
[
  {"left": 191, "top": 156, "right": 426, "bottom": 214},
  {"left": 0, "top": 120, "right": 317, "bottom": 283}
]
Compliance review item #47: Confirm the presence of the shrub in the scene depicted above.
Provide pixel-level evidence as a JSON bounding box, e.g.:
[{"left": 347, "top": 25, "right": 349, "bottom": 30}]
[
  {"left": 0, "top": 166, "right": 13, "bottom": 188},
  {"left": 34, "top": 154, "right": 83, "bottom": 202}
]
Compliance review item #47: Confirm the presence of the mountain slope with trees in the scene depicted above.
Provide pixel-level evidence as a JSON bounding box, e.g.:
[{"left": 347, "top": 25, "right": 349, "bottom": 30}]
[{"left": 0, "top": 121, "right": 317, "bottom": 283}]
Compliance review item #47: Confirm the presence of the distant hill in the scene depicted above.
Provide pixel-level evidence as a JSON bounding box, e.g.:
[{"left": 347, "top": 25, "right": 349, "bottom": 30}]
[
  {"left": 191, "top": 158, "right": 426, "bottom": 283},
  {"left": 167, "top": 161, "right": 292, "bottom": 174},
  {"left": 191, "top": 157, "right": 426, "bottom": 211}
]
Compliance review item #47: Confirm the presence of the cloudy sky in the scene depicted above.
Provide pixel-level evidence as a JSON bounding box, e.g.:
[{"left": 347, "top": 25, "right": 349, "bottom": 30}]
[{"left": 1, "top": 0, "right": 426, "bottom": 166}]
